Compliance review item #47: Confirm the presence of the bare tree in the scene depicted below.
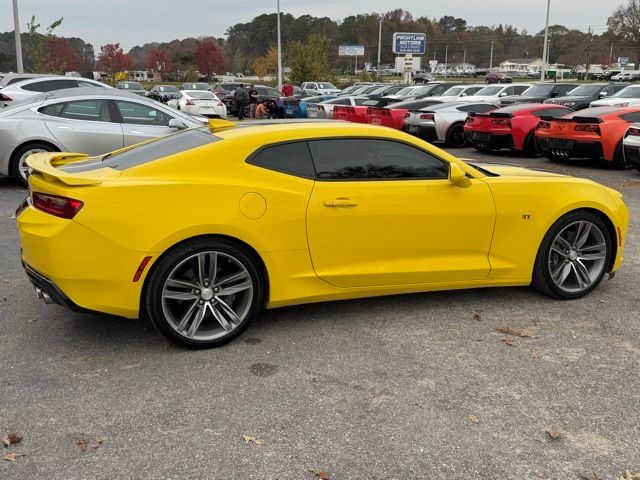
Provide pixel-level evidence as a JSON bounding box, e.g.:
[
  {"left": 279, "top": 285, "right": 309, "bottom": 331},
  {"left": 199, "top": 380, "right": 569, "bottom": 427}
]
[{"left": 607, "top": 0, "right": 640, "bottom": 64}]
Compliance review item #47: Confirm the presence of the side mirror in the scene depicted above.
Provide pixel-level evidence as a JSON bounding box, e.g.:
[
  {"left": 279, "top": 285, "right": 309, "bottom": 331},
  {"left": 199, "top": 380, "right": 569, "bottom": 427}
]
[
  {"left": 599, "top": 91, "right": 608, "bottom": 98},
  {"left": 168, "top": 118, "right": 186, "bottom": 129},
  {"left": 499, "top": 92, "right": 508, "bottom": 97},
  {"left": 461, "top": 92, "right": 467, "bottom": 97},
  {"left": 449, "top": 163, "right": 468, "bottom": 186}
]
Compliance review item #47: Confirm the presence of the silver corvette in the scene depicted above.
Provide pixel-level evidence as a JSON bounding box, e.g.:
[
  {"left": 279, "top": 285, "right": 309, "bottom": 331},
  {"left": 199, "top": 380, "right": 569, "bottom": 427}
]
[{"left": 0, "top": 89, "right": 205, "bottom": 186}]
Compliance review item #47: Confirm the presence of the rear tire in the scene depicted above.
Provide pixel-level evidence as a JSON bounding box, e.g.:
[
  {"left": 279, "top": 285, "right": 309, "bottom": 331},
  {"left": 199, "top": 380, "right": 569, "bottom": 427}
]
[
  {"left": 532, "top": 211, "right": 612, "bottom": 300},
  {"left": 145, "top": 238, "right": 265, "bottom": 348},
  {"left": 10, "top": 142, "right": 59, "bottom": 188},
  {"left": 610, "top": 141, "right": 633, "bottom": 169},
  {"left": 445, "top": 123, "right": 467, "bottom": 148}
]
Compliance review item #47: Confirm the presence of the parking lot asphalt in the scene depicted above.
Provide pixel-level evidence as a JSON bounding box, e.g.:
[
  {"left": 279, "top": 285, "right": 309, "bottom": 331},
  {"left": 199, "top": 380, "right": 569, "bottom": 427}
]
[{"left": 1, "top": 149, "right": 639, "bottom": 480}]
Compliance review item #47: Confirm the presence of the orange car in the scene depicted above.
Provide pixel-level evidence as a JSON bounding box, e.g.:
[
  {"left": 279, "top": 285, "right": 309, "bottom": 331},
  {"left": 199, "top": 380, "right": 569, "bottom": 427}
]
[{"left": 535, "top": 106, "right": 640, "bottom": 168}]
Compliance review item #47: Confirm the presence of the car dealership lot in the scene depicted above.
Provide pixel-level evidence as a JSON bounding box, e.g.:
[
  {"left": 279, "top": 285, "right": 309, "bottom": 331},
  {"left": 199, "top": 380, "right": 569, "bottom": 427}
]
[{"left": 0, "top": 151, "right": 639, "bottom": 479}]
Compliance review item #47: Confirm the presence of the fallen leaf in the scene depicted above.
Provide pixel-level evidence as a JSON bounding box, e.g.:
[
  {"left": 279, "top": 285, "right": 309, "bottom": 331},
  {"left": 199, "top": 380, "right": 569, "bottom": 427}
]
[
  {"left": 546, "top": 430, "right": 564, "bottom": 440},
  {"left": 501, "top": 338, "right": 515, "bottom": 347},
  {"left": 308, "top": 467, "right": 330, "bottom": 479},
  {"left": 2, "top": 432, "right": 22, "bottom": 447},
  {"left": 3, "top": 452, "right": 25, "bottom": 462},
  {"left": 469, "top": 415, "right": 481, "bottom": 424},
  {"left": 75, "top": 438, "right": 88, "bottom": 452},
  {"left": 90, "top": 438, "right": 102, "bottom": 449},
  {"left": 472, "top": 311, "right": 481, "bottom": 321},
  {"left": 496, "top": 327, "right": 531, "bottom": 338},
  {"left": 242, "top": 435, "right": 264, "bottom": 446},
  {"left": 531, "top": 351, "right": 542, "bottom": 360},
  {"left": 532, "top": 319, "right": 541, "bottom": 326}
]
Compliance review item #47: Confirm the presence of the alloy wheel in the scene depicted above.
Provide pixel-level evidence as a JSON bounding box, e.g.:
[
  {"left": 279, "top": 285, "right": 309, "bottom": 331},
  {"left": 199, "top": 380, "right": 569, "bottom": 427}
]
[
  {"left": 18, "top": 148, "right": 46, "bottom": 181},
  {"left": 161, "top": 251, "right": 254, "bottom": 341},
  {"left": 548, "top": 220, "right": 607, "bottom": 294}
]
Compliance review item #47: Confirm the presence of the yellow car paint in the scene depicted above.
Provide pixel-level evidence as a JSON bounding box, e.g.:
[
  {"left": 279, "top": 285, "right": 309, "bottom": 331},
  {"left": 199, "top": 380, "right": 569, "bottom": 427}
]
[{"left": 18, "top": 122, "right": 628, "bottom": 318}]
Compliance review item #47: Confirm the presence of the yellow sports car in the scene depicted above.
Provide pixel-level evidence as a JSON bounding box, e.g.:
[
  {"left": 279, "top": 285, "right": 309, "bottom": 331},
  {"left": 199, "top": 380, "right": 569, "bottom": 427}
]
[{"left": 17, "top": 119, "right": 628, "bottom": 348}]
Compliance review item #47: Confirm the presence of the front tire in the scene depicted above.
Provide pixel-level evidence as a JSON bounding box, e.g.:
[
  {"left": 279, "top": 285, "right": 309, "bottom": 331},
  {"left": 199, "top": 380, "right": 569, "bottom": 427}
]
[
  {"left": 10, "top": 142, "right": 58, "bottom": 187},
  {"left": 532, "top": 211, "right": 611, "bottom": 299},
  {"left": 145, "top": 238, "right": 265, "bottom": 348}
]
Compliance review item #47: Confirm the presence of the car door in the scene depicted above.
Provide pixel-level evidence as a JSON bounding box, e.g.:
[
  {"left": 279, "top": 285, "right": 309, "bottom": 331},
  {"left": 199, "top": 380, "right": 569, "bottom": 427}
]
[
  {"left": 306, "top": 138, "right": 496, "bottom": 287},
  {"left": 113, "top": 100, "right": 178, "bottom": 146},
  {"left": 43, "top": 99, "right": 124, "bottom": 154}
]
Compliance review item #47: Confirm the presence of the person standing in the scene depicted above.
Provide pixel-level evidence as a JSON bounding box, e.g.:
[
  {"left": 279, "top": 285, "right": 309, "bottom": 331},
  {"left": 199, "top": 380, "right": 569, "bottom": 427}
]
[
  {"left": 248, "top": 84, "right": 259, "bottom": 118},
  {"left": 234, "top": 85, "right": 249, "bottom": 120},
  {"left": 282, "top": 81, "right": 294, "bottom": 97}
]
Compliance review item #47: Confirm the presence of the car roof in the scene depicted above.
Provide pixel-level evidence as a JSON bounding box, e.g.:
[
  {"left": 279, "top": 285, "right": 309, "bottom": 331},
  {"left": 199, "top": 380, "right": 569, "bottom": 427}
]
[{"left": 20, "top": 87, "right": 156, "bottom": 104}]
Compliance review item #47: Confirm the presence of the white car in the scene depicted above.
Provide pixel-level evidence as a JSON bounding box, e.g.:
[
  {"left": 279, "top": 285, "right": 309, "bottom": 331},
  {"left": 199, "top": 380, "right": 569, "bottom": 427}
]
[
  {"left": 433, "top": 84, "right": 487, "bottom": 103},
  {"left": 167, "top": 90, "right": 227, "bottom": 119},
  {"left": 301, "top": 82, "right": 341, "bottom": 96},
  {"left": 306, "top": 96, "right": 368, "bottom": 119},
  {"left": 0, "top": 76, "right": 110, "bottom": 108},
  {"left": 590, "top": 85, "right": 640, "bottom": 107},
  {"left": 622, "top": 123, "right": 640, "bottom": 171},
  {"left": 403, "top": 101, "right": 499, "bottom": 147},
  {"left": 455, "top": 84, "right": 532, "bottom": 103}
]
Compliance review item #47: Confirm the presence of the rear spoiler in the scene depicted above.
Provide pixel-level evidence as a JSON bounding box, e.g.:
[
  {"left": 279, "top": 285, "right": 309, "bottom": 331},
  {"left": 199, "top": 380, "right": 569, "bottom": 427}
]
[
  {"left": 26, "top": 152, "right": 120, "bottom": 186},
  {"left": 540, "top": 115, "right": 603, "bottom": 124}
]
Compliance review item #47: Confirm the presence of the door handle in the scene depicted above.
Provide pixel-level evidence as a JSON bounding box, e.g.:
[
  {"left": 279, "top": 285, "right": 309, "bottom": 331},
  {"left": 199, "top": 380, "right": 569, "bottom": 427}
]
[{"left": 323, "top": 198, "right": 359, "bottom": 207}]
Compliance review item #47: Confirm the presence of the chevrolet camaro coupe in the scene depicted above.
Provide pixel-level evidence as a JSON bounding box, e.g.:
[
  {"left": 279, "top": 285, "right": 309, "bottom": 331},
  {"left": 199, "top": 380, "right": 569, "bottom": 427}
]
[{"left": 17, "top": 119, "right": 629, "bottom": 348}]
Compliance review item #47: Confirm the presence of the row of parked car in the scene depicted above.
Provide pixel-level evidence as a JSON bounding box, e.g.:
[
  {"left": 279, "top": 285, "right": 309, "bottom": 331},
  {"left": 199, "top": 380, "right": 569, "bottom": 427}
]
[{"left": 281, "top": 81, "right": 640, "bottom": 172}]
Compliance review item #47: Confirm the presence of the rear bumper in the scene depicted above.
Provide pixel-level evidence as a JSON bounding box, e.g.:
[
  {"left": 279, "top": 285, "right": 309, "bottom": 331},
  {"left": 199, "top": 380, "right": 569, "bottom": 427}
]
[
  {"left": 537, "top": 137, "right": 603, "bottom": 159},
  {"left": 22, "top": 261, "right": 91, "bottom": 313},
  {"left": 465, "top": 131, "right": 513, "bottom": 149},
  {"left": 404, "top": 124, "right": 438, "bottom": 142}
]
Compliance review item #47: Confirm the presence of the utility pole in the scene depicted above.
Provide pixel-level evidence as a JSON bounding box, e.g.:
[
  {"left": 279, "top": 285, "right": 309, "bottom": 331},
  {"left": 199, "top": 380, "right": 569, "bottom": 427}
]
[
  {"left": 609, "top": 43, "right": 614, "bottom": 66},
  {"left": 489, "top": 41, "right": 494, "bottom": 70},
  {"left": 444, "top": 45, "right": 448, "bottom": 79},
  {"left": 276, "top": 0, "right": 283, "bottom": 88},
  {"left": 463, "top": 48, "right": 466, "bottom": 71},
  {"left": 585, "top": 26, "right": 593, "bottom": 81},
  {"left": 12, "top": 0, "right": 24, "bottom": 73},
  {"left": 541, "top": 0, "right": 550, "bottom": 81},
  {"left": 377, "top": 16, "right": 382, "bottom": 80}
]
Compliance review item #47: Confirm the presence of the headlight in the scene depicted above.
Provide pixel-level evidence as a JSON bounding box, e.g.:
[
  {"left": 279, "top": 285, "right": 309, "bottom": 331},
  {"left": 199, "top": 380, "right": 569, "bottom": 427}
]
[{"left": 615, "top": 102, "right": 630, "bottom": 107}]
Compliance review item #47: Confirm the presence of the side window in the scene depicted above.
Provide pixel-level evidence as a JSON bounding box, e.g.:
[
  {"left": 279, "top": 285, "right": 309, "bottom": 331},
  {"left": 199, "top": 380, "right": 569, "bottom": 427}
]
[
  {"left": 503, "top": 86, "right": 515, "bottom": 95},
  {"left": 39, "top": 79, "right": 78, "bottom": 92},
  {"left": 59, "top": 100, "right": 111, "bottom": 122},
  {"left": 308, "top": 139, "right": 449, "bottom": 181},
  {"left": 555, "top": 85, "right": 577, "bottom": 95},
  {"left": 115, "top": 101, "right": 172, "bottom": 126},
  {"left": 21, "top": 81, "right": 44, "bottom": 92},
  {"left": 601, "top": 86, "right": 614, "bottom": 96},
  {"left": 513, "top": 85, "right": 529, "bottom": 95},
  {"left": 39, "top": 102, "right": 66, "bottom": 117},
  {"left": 77, "top": 80, "right": 105, "bottom": 88},
  {"left": 619, "top": 112, "right": 640, "bottom": 123},
  {"left": 247, "top": 142, "right": 315, "bottom": 179}
]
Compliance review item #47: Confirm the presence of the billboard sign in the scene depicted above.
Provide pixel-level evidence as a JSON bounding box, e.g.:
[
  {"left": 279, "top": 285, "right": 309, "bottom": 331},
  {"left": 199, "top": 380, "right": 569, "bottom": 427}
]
[
  {"left": 339, "top": 45, "right": 365, "bottom": 56},
  {"left": 395, "top": 56, "right": 421, "bottom": 72},
  {"left": 392, "top": 33, "right": 426, "bottom": 55}
]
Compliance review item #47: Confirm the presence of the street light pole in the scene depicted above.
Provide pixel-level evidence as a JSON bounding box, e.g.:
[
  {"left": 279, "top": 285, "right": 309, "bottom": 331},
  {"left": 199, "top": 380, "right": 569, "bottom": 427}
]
[
  {"left": 489, "top": 41, "right": 494, "bottom": 70},
  {"left": 444, "top": 45, "right": 448, "bottom": 79},
  {"left": 541, "top": 0, "right": 551, "bottom": 81},
  {"left": 377, "top": 16, "right": 382, "bottom": 80},
  {"left": 12, "top": 0, "right": 24, "bottom": 73},
  {"left": 276, "top": 0, "right": 283, "bottom": 88}
]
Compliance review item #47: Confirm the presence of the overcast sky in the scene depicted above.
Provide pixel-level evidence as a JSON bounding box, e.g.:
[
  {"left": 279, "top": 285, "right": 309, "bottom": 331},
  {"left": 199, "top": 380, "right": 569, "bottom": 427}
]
[{"left": 2, "top": 0, "right": 615, "bottom": 50}]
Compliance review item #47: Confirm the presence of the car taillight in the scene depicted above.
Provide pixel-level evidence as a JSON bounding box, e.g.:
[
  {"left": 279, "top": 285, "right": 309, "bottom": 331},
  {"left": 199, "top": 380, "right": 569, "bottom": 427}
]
[
  {"left": 465, "top": 117, "right": 474, "bottom": 124},
  {"left": 0, "top": 93, "right": 12, "bottom": 102},
  {"left": 574, "top": 124, "right": 600, "bottom": 133},
  {"left": 318, "top": 105, "right": 325, "bottom": 111},
  {"left": 31, "top": 192, "right": 83, "bottom": 219},
  {"left": 217, "top": 102, "right": 224, "bottom": 106},
  {"left": 185, "top": 99, "right": 195, "bottom": 106},
  {"left": 626, "top": 127, "right": 640, "bottom": 137},
  {"left": 537, "top": 121, "right": 551, "bottom": 129},
  {"left": 490, "top": 119, "right": 511, "bottom": 126},
  {"left": 420, "top": 113, "right": 434, "bottom": 120}
]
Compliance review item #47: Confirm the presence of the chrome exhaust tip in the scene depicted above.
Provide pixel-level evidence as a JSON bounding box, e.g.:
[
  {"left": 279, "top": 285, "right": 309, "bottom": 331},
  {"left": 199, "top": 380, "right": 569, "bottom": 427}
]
[
  {"left": 34, "top": 286, "right": 54, "bottom": 304},
  {"left": 34, "top": 286, "right": 44, "bottom": 300}
]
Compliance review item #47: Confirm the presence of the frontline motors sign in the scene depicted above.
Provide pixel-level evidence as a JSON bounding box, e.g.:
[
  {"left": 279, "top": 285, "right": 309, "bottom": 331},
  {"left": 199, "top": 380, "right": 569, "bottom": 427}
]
[{"left": 392, "top": 32, "right": 426, "bottom": 55}]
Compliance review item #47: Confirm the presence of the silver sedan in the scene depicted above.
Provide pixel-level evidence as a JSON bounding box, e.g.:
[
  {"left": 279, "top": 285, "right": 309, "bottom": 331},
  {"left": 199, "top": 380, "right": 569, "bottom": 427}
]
[{"left": 0, "top": 89, "right": 205, "bottom": 186}]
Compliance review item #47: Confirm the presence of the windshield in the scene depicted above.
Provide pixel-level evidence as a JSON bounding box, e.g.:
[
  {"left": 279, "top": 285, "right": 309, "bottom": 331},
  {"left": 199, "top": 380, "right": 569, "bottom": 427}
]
[
  {"left": 441, "top": 87, "right": 464, "bottom": 96},
  {"left": 474, "top": 86, "right": 503, "bottom": 96},
  {"left": 611, "top": 85, "right": 640, "bottom": 98},
  {"left": 318, "top": 83, "right": 337, "bottom": 89},
  {"left": 183, "top": 83, "right": 209, "bottom": 90},
  {"left": 522, "top": 84, "right": 555, "bottom": 96},
  {"left": 158, "top": 86, "right": 179, "bottom": 92},
  {"left": 188, "top": 91, "right": 216, "bottom": 99},
  {"left": 395, "top": 86, "right": 420, "bottom": 96},
  {"left": 566, "top": 85, "right": 605, "bottom": 96},
  {"left": 120, "top": 82, "right": 144, "bottom": 90}
]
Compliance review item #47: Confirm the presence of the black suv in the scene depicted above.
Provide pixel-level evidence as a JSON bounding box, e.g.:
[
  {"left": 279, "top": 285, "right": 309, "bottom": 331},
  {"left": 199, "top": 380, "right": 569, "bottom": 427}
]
[
  {"left": 499, "top": 82, "right": 580, "bottom": 106},
  {"left": 544, "top": 83, "right": 630, "bottom": 110}
]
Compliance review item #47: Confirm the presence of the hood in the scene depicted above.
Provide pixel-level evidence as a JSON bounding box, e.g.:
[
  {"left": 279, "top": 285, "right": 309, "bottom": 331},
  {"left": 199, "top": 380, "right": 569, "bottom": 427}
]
[
  {"left": 465, "top": 161, "right": 567, "bottom": 178},
  {"left": 546, "top": 95, "right": 590, "bottom": 103},
  {"left": 502, "top": 95, "right": 543, "bottom": 103}
]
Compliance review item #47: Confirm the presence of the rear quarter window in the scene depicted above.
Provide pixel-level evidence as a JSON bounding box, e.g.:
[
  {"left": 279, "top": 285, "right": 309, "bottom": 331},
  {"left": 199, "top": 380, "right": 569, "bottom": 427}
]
[{"left": 246, "top": 142, "right": 315, "bottom": 179}]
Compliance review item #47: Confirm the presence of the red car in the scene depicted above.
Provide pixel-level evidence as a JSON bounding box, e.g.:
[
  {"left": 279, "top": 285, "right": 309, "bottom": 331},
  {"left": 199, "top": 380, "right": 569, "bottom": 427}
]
[
  {"left": 535, "top": 106, "right": 640, "bottom": 168},
  {"left": 366, "top": 106, "right": 409, "bottom": 130},
  {"left": 333, "top": 105, "right": 368, "bottom": 123},
  {"left": 464, "top": 103, "right": 573, "bottom": 155},
  {"left": 484, "top": 72, "right": 512, "bottom": 84}
]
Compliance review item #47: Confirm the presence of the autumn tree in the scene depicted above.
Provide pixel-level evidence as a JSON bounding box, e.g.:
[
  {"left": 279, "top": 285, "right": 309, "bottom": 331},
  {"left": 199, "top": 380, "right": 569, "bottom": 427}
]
[
  {"left": 253, "top": 47, "right": 277, "bottom": 79},
  {"left": 195, "top": 39, "right": 225, "bottom": 79},
  {"left": 25, "top": 15, "right": 63, "bottom": 72},
  {"left": 148, "top": 49, "right": 174, "bottom": 80},
  {"left": 607, "top": 0, "right": 640, "bottom": 64},
  {"left": 97, "top": 43, "right": 132, "bottom": 85},
  {"left": 43, "top": 38, "right": 81, "bottom": 73},
  {"left": 288, "top": 34, "right": 330, "bottom": 84}
]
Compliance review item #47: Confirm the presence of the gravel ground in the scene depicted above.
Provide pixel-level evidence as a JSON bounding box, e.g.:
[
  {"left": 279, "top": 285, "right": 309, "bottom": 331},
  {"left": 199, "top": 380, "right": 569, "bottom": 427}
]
[{"left": 0, "top": 149, "right": 639, "bottom": 479}]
